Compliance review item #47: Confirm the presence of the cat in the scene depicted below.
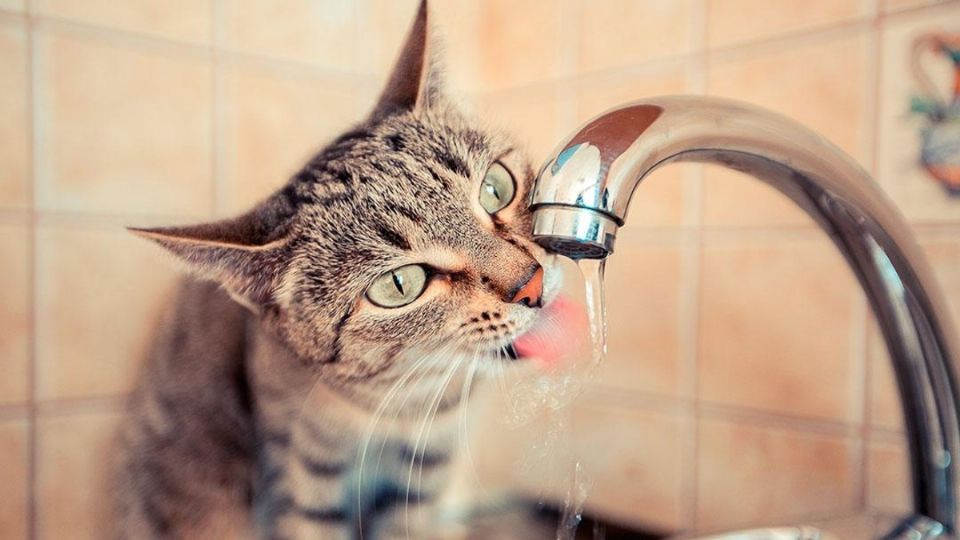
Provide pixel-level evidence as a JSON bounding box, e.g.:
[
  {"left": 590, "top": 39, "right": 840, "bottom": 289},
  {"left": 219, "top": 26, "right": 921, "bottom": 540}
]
[{"left": 112, "top": 2, "right": 574, "bottom": 538}]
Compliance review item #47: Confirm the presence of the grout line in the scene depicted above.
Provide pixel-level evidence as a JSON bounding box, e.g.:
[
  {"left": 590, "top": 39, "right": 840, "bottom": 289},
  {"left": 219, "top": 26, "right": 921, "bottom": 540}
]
[
  {"left": 858, "top": 5, "right": 886, "bottom": 513},
  {"left": 685, "top": 0, "right": 708, "bottom": 527},
  {"left": 25, "top": 0, "right": 38, "bottom": 535},
  {"left": 34, "top": 395, "right": 129, "bottom": 416},
  {"left": 210, "top": 0, "right": 222, "bottom": 217}
]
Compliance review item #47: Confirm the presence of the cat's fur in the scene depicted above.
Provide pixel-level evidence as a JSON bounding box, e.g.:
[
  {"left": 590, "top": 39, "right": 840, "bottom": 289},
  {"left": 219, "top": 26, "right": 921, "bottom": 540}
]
[{"left": 113, "top": 3, "right": 559, "bottom": 538}]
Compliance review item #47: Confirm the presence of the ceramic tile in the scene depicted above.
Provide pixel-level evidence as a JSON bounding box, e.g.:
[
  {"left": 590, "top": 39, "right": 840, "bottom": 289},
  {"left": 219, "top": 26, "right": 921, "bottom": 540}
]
[
  {"left": 882, "top": 0, "right": 954, "bottom": 13},
  {"left": 35, "top": 226, "right": 178, "bottom": 400},
  {"left": 876, "top": 3, "right": 960, "bottom": 223},
  {"left": 365, "top": 0, "right": 565, "bottom": 93},
  {"left": 220, "top": 62, "right": 359, "bottom": 214},
  {"left": 0, "top": 0, "right": 23, "bottom": 12},
  {"left": 576, "top": 0, "right": 694, "bottom": 74},
  {"left": 473, "top": 85, "right": 565, "bottom": 167},
  {"left": 704, "top": 32, "right": 870, "bottom": 228},
  {"left": 595, "top": 240, "right": 686, "bottom": 398},
  {"left": 867, "top": 435, "right": 910, "bottom": 513},
  {"left": 576, "top": 67, "right": 690, "bottom": 229},
  {"left": 36, "top": 411, "right": 123, "bottom": 540},
  {"left": 0, "top": 223, "right": 29, "bottom": 406},
  {"left": 571, "top": 403, "right": 687, "bottom": 531},
  {"left": 706, "top": 0, "right": 865, "bottom": 48},
  {"left": 221, "top": 0, "right": 356, "bottom": 70},
  {"left": 0, "top": 419, "right": 28, "bottom": 540},
  {"left": 697, "top": 417, "right": 858, "bottom": 530},
  {"left": 699, "top": 234, "right": 862, "bottom": 421},
  {"left": 0, "top": 20, "right": 28, "bottom": 209},
  {"left": 34, "top": 28, "right": 212, "bottom": 216},
  {"left": 33, "top": 0, "right": 211, "bottom": 44},
  {"left": 868, "top": 319, "right": 904, "bottom": 431}
]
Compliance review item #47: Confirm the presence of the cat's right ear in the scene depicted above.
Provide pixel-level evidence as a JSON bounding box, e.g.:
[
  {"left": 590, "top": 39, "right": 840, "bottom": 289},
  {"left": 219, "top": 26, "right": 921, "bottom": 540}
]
[
  {"left": 369, "top": 0, "right": 440, "bottom": 120},
  {"left": 129, "top": 207, "right": 294, "bottom": 310}
]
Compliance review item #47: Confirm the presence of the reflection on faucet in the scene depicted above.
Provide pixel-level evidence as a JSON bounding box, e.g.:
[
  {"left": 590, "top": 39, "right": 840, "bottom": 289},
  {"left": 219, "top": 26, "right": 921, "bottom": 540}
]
[{"left": 528, "top": 96, "right": 960, "bottom": 539}]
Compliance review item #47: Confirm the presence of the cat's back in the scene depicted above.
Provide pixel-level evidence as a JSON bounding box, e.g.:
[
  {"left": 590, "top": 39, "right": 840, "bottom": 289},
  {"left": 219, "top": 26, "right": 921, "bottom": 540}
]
[{"left": 113, "top": 278, "right": 256, "bottom": 538}]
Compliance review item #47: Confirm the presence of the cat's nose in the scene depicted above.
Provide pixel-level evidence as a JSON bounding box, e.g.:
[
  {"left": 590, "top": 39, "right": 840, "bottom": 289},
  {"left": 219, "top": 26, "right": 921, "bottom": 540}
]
[{"left": 509, "top": 265, "right": 544, "bottom": 308}]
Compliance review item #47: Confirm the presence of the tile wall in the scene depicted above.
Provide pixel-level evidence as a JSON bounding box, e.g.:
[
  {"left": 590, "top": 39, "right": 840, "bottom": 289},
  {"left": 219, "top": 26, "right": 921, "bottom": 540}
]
[{"left": 1, "top": 0, "right": 958, "bottom": 538}]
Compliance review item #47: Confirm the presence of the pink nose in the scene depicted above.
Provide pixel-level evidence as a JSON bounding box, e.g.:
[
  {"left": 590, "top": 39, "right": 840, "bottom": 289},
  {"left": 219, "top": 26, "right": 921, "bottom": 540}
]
[{"left": 511, "top": 266, "right": 544, "bottom": 308}]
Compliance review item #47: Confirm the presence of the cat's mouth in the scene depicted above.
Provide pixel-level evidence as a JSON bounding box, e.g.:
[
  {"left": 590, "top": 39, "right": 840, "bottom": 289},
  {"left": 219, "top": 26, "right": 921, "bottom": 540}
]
[
  {"left": 502, "top": 342, "right": 522, "bottom": 361},
  {"left": 484, "top": 295, "right": 588, "bottom": 367}
]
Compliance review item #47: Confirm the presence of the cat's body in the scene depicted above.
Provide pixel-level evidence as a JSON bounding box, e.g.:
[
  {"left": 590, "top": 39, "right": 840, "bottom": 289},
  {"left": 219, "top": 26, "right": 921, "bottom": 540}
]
[
  {"left": 115, "top": 279, "right": 467, "bottom": 539},
  {"left": 114, "top": 3, "right": 559, "bottom": 538}
]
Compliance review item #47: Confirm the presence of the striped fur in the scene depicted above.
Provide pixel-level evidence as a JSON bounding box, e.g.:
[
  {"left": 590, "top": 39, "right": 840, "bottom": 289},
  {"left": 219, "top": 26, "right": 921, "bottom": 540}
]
[{"left": 114, "top": 3, "right": 559, "bottom": 538}]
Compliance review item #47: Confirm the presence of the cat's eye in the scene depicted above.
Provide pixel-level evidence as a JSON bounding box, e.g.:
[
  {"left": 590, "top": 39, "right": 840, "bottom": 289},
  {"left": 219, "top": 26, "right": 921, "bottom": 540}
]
[
  {"left": 366, "top": 264, "right": 428, "bottom": 308},
  {"left": 478, "top": 162, "right": 516, "bottom": 214}
]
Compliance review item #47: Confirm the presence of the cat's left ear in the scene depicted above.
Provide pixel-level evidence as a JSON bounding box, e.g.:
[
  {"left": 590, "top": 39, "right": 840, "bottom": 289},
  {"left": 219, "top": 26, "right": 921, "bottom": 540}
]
[
  {"left": 369, "top": 0, "right": 441, "bottom": 120},
  {"left": 129, "top": 207, "right": 294, "bottom": 310}
]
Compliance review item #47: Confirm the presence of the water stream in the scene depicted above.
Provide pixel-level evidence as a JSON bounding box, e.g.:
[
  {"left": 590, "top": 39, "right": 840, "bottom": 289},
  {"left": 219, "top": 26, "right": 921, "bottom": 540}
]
[{"left": 555, "top": 258, "right": 608, "bottom": 540}]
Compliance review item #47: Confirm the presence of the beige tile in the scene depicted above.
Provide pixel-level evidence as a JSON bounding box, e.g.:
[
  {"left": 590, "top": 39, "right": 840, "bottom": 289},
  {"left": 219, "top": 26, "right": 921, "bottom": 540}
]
[
  {"left": 882, "top": 0, "right": 954, "bottom": 13},
  {"left": 0, "top": 0, "right": 24, "bottom": 12},
  {"left": 0, "top": 20, "right": 28, "bottom": 209},
  {"left": 35, "top": 226, "right": 179, "bottom": 400},
  {"left": 0, "top": 223, "right": 29, "bottom": 406},
  {"left": 576, "top": 0, "right": 694, "bottom": 74},
  {"left": 221, "top": 0, "right": 356, "bottom": 70},
  {"left": 876, "top": 3, "right": 960, "bottom": 223},
  {"left": 706, "top": 0, "right": 865, "bottom": 48},
  {"left": 35, "top": 29, "right": 212, "bottom": 216},
  {"left": 595, "top": 240, "right": 686, "bottom": 398},
  {"left": 867, "top": 435, "right": 910, "bottom": 513},
  {"left": 704, "top": 32, "right": 870, "bottom": 228},
  {"left": 366, "top": 0, "right": 565, "bottom": 93},
  {"left": 702, "top": 168, "right": 815, "bottom": 229},
  {"left": 0, "top": 419, "right": 28, "bottom": 540},
  {"left": 37, "top": 411, "right": 123, "bottom": 540},
  {"left": 577, "top": 67, "right": 690, "bottom": 229},
  {"left": 867, "top": 319, "right": 904, "bottom": 431},
  {"left": 697, "top": 417, "right": 858, "bottom": 530},
  {"left": 474, "top": 85, "right": 565, "bottom": 167},
  {"left": 571, "top": 403, "right": 686, "bottom": 531},
  {"left": 699, "top": 234, "right": 862, "bottom": 421},
  {"left": 357, "top": 0, "right": 419, "bottom": 76},
  {"left": 33, "top": 0, "right": 211, "bottom": 44},
  {"left": 220, "top": 62, "right": 358, "bottom": 214}
]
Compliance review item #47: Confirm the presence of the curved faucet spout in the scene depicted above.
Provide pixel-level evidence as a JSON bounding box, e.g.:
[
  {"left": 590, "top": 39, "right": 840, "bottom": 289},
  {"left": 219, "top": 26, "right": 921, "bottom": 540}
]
[{"left": 529, "top": 96, "right": 960, "bottom": 536}]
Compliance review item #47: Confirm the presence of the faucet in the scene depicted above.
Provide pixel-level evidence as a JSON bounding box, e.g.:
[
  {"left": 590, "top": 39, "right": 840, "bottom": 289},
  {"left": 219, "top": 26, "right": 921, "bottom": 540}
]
[{"left": 529, "top": 96, "right": 960, "bottom": 539}]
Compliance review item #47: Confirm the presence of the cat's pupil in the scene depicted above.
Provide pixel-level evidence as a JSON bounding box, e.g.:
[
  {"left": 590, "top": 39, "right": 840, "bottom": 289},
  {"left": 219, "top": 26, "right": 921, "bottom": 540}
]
[
  {"left": 485, "top": 182, "right": 500, "bottom": 201},
  {"left": 391, "top": 272, "right": 405, "bottom": 295}
]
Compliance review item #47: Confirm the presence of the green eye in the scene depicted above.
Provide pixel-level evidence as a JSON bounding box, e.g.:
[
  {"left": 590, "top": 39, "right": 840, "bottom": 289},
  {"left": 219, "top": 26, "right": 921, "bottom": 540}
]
[
  {"left": 366, "top": 264, "right": 428, "bottom": 308},
  {"left": 479, "top": 162, "right": 516, "bottom": 214}
]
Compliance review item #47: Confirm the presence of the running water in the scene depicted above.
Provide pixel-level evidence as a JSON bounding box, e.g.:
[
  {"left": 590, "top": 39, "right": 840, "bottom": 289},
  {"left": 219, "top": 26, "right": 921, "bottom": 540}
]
[
  {"left": 556, "top": 258, "right": 608, "bottom": 540},
  {"left": 498, "top": 256, "right": 609, "bottom": 540}
]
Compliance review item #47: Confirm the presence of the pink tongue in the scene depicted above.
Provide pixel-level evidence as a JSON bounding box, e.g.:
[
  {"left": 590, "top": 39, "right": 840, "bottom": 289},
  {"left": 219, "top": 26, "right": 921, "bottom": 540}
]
[{"left": 513, "top": 295, "right": 589, "bottom": 368}]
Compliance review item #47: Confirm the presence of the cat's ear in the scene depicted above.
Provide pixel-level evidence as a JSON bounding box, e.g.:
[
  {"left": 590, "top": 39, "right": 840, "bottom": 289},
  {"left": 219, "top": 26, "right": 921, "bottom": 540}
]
[
  {"left": 369, "top": 0, "right": 441, "bottom": 119},
  {"left": 129, "top": 207, "right": 294, "bottom": 310}
]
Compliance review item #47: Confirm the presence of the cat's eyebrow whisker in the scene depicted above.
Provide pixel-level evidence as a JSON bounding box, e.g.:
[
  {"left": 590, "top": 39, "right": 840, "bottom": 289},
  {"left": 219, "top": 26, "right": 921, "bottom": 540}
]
[
  {"left": 457, "top": 346, "right": 485, "bottom": 494},
  {"left": 405, "top": 347, "right": 465, "bottom": 536},
  {"left": 356, "top": 348, "right": 438, "bottom": 533}
]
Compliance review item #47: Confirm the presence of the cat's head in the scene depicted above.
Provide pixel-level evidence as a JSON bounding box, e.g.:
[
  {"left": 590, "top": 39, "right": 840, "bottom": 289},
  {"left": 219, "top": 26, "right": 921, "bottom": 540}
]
[{"left": 133, "top": 1, "right": 563, "bottom": 383}]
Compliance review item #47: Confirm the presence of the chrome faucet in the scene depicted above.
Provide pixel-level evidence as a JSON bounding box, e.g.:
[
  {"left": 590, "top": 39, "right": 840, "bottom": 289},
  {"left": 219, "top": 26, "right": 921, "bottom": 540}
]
[{"left": 529, "top": 96, "right": 960, "bottom": 539}]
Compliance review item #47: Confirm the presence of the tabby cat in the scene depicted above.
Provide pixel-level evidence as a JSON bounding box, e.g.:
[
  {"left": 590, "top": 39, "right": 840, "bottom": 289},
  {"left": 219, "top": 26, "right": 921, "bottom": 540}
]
[{"left": 113, "top": 2, "right": 576, "bottom": 539}]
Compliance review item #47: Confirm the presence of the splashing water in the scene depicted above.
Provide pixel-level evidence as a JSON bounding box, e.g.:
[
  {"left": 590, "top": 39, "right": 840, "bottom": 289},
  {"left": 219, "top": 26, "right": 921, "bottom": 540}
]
[{"left": 494, "top": 255, "right": 608, "bottom": 540}]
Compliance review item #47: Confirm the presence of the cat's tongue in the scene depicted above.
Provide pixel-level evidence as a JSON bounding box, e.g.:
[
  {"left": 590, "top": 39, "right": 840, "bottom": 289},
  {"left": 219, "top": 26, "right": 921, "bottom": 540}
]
[{"left": 513, "top": 295, "right": 589, "bottom": 369}]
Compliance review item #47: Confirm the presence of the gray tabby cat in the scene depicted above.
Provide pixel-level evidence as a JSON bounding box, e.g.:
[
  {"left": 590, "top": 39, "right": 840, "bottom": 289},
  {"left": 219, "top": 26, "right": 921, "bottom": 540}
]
[{"left": 113, "top": 2, "right": 563, "bottom": 538}]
